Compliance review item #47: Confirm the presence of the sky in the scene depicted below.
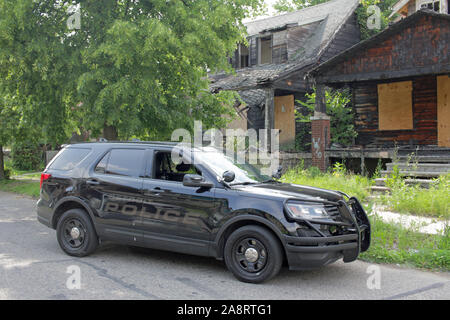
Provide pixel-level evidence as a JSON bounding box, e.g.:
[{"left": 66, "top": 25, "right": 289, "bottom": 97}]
[
  {"left": 243, "top": 0, "right": 280, "bottom": 22},
  {"left": 265, "top": 0, "right": 279, "bottom": 14}
]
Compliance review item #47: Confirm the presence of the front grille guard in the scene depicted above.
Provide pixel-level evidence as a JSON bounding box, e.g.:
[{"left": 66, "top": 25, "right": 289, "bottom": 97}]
[{"left": 284, "top": 197, "right": 371, "bottom": 259}]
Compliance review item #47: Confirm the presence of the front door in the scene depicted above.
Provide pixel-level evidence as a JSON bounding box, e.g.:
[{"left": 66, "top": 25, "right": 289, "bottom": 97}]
[{"left": 140, "top": 150, "right": 218, "bottom": 256}]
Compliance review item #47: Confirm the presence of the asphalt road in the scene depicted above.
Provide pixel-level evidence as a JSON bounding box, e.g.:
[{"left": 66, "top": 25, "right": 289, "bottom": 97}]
[{"left": 0, "top": 191, "right": 449, "bottom": 300}]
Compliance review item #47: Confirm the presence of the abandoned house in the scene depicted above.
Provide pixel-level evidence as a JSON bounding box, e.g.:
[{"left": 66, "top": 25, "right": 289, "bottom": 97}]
[
  {"left": 209, "top": 0, "right": 362, "bottom": 149},
  {"left": 308, "top": 10, "right": 450, "bottom": 176}
]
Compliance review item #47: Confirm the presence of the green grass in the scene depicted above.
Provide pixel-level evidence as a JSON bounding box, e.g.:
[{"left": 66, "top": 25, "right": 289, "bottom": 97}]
[
  {"left": 380, "top": 174, "right": 450, "bottom": 220},
  {"left": 281, "top": 164, "right": 449, "bottom": 219},
  {"left": 280, "top": 163, "right": 373, "bottom": 202},
  {"left": 281, "top": 164, "right": 449, "bottom": 271},
  {"left": 0, "top": 179, "right": 40, "bottom": 198},
  {"left": 360, "top": 215, "right": 449, "bottom": 271}
]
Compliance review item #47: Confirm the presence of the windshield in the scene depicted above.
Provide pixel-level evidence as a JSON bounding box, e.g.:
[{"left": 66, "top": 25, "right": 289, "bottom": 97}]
[{"left": 192, "top": 149, "right": 271, "bottom": 185}]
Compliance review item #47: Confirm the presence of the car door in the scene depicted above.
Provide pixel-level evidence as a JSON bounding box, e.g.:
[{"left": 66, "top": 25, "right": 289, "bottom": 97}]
[
  {"left": 140, "top": 149, "right": 219, "bottom": 256},
  {"left": 84, "top": 147, "right": 146, "bottom": 245}
]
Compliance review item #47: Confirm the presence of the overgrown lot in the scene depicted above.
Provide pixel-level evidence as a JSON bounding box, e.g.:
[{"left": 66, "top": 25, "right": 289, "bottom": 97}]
[
  {"left": 281, "top": 162, "right": 449, "bottom": 220},
  {"left": 281, "top": 163, "right": 449, "bottom": 271},
  {"left": 360, "top": 215, "right": 449, "bottom": 271}
]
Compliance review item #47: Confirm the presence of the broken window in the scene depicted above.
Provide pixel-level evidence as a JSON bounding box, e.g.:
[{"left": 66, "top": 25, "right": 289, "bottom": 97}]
[
  {"left": 239, "top": 44, "right": 249, "bottom": 68},
  {"left": 259, "top": 37, "right": 272, "bottom": 65},
  {"left": 418, "top": 0, "right": 441, "bottom": 12}
]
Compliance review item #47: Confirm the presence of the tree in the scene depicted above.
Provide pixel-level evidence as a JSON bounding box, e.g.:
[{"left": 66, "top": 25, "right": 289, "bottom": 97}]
[
  {"left": 72, "top": 0, "right": 264, "bottom": 140},
  {"left": 0, "top": 96, "right": 19, "bottom": 179},
  {"left": 296, "top": 88, "right": 356, "bottom": 149},
  {"left": 0, "top": 0, "right": 80, "bottom": 146},
  {"left": 357, "top": 0, "right": 397, "bottom": 40},
  {"left": 0, "top": 0, "right": 264, "bottom": 173}
]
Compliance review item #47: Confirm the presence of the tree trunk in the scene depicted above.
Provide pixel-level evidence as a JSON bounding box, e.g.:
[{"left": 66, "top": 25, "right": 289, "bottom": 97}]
[
  {"left": 0, "top": 145, "right": 5, "bottom": 180},
  {"left": 102, "top": 124, "right": 118, "bottom": 141}
]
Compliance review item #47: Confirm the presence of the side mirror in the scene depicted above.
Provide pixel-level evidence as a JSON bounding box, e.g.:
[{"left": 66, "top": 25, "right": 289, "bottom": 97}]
[
  {"left": 222, "top": 170, "right": 235, "bottom": 183},
  {"left": 183, "top": 174, "right": 214, "bottom": 188},
  {"left": 272, "top": 166, "right": 283, "bottom": 179}
]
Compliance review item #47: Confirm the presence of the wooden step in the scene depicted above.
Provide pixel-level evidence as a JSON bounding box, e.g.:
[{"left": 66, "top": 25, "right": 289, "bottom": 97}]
[
  {"left": 381, "top": 170, "right": 445, "bottom": 178},
  {"left": 396, "top": 156, "right": 450, "bottom": 163},
  {"left": 369, "top": 186, "right": 391, "bottom": 194},
  {"left": 386, "top": 162, "right": 450, "bottom": 173},
  {"left": 374, "top": 177, "right": 438, "bottom": 188}
]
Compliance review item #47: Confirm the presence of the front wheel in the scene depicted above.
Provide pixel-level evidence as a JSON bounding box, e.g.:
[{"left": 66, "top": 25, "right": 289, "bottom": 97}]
[
  {"left": 224, "top": 225, "right": 283, "bottom": 283},
  {"left": 56, "top": 208, "right": 98, "bottom": 257}
]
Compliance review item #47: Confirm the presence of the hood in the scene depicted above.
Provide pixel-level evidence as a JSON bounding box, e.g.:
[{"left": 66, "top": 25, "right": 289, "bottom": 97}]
[{"left": 234, "top": 182, "right": 345, "bottom": 203}]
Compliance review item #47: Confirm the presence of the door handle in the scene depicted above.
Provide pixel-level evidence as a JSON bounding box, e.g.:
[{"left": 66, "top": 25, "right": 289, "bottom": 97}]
[
  {"left": 144, "top": 187, "right": 162, "bottom": 196},
  {"left": 86, "top": 179, "right": 100, "bottom": 186}
]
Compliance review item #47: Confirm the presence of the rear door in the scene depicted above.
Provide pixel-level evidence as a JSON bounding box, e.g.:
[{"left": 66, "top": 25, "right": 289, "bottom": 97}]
[{"left": 84, "top": 148, "right": 146, "bottom": 245}]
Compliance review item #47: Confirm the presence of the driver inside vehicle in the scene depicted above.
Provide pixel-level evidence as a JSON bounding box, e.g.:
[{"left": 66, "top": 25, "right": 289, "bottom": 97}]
[{"left": 154, "top": 151, "right": 201, "bottom": 182}]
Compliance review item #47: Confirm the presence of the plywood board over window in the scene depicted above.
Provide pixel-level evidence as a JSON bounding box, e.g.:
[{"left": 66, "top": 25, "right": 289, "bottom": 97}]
[
  {"left": 378, "top": 81, "right": 413, "bottom": 131},
  {"left": 437, "top": 75, "right": 450, "bottom": 147}
]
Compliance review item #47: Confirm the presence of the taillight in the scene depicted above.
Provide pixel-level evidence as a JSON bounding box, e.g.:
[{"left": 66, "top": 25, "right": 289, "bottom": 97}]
[{"left": 40, "top": 173, "right": 51, "bottom": 189}]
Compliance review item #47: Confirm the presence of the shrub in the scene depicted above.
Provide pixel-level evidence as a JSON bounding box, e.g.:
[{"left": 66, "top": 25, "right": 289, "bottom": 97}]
[
  {"left": 11, "top": 141, "right": 43, "bottom": 171},
  {"left": 3, "top": 166, "right": 12, "bottom": 180},
  {"left": 296, "top": 88, "right": 357, "bottom": 147}
]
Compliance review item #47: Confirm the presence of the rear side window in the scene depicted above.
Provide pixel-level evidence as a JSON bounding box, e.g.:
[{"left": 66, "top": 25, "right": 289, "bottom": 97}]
[
  {"left": 49, "top": 148, "right": 91, "bottom": 171},
  {"left": 95, "top": 149, "right": 145, "bottom": 177}
]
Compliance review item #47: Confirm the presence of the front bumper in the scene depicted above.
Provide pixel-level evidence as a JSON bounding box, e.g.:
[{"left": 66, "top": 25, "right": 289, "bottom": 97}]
[{"left": 283, "top": 197, "right": 371, "bottom": 270}]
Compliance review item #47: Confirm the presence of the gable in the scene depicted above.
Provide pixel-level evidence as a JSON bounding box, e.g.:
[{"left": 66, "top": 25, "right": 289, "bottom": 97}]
[{"left": 315, "top": 13, "right": 450, "bottom": 83}]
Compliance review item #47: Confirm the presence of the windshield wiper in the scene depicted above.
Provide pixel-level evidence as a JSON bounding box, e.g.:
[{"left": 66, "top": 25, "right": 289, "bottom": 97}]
[
  {"left": 230, "top": 179, "right": 281, "bottom": 186},
  {"left": 229, "top": 181, "right": 259, "bottom": 186},
  {"left": 259, "top": 179, "right": 281, "bottom": 184}
]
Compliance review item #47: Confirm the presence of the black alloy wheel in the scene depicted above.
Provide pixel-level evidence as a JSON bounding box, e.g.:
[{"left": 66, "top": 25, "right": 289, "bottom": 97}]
[
  {"left": 56, "top": 208, "right": 98, "bottom": 257},
  {"left": 224, "top": 225, "right": 283, "bottom": 283}
]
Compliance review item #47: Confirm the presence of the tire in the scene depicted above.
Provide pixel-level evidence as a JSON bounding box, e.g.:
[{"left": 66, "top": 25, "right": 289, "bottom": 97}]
[
  {"left": 224, "top": 225, "right": 283, "bottom": 283},
  {"left": 56, "top": 208, "right": 98, "bottom": 257}
]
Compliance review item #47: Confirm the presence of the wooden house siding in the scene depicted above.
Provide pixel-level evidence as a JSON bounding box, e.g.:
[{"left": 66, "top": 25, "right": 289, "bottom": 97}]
[
  {"left": 353, "top": 75, "right": 438, "bottom": 147},
  {"left": 318, "top": 15, "right": 450, "bottom": 83}
]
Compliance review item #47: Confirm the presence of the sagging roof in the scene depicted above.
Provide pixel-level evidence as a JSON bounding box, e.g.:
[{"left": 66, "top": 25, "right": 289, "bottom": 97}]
[
  {"left": 309, "top": 9, "right": 450, "bottom": 82},
  {"left": 209, "top": 0, "right": 360, "bottom": 93}
]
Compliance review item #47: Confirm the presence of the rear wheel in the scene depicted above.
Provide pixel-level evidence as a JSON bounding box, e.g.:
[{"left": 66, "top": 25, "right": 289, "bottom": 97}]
[
  {"left": 224, "top": 225, "right": 283, "bottom": 283},
  {"left": 56, "top": 208, "right": 98, "bottom": 257}
]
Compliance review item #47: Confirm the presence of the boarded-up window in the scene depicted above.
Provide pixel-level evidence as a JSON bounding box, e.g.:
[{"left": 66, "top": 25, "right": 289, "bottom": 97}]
[
  {"left": 437, "top": 75, "right": 450, "bottom": 147},
  {"left": 378, "top": 81, "right": 413, "bottom": 131}
]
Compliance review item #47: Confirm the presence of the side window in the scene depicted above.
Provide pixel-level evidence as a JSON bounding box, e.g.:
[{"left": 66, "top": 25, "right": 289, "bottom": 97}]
[
  {"left": 153, "top": 151, "right": 201, "bottom": 182},
  {"left": 95, "top": 149, "right": 145, "bottom": 177},
  {"left": 49, "top": 148, "right": 91, "bottom": 171}
]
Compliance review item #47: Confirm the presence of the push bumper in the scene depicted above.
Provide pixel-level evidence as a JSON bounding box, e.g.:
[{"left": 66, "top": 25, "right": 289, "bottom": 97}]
[{"left": 284, "top": 197, "right": 371, "bottom": 270}]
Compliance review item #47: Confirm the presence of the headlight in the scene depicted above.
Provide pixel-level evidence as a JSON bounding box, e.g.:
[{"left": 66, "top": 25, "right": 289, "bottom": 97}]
[{"left": 285, "top": 202, "right": 331, "bottom": 221}]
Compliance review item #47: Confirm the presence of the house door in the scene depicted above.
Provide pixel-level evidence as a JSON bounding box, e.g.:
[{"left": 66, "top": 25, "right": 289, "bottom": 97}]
[
  {"left": 437, "top": 75, "right": 450, "bottom": 147},
  {"left": 274, "top": 95, "right": 295, "bottom": 146}
]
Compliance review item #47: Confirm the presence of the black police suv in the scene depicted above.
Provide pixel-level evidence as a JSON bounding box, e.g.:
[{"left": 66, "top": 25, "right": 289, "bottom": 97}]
[{"left": 37, "top": 142, "right": 371, "bottom": 283}]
